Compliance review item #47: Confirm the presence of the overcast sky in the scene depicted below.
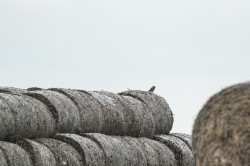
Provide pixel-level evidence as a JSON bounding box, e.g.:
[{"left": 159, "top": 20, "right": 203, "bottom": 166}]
[{"left": 0, "top": 0, "right": 249, "bottom": 134}]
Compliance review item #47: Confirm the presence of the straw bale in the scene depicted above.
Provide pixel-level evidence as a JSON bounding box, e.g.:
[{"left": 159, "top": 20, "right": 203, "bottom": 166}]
[
  {"left": 35, "top": 138, "right": 83, "bottom": 166},
  {"left": 25, "top": 90, "right": 81, "bottom": 133},
  {"left": 155, "top": 135, "right": 195, "bottom": 166},
  {"left": 0, "top": 148, "right": 7, "bottom": 166},
  {"left": 0, "top": 141, "right": 33, "bottom": 166},
  {"left": 192, "top": 82, "right": 250, "bottom": 166},
  {"left": 170, "top": 133, "right": 192, "bottom": 150},
  {"left": 0, "top": 87, "right": 26, "bottom": 93}
]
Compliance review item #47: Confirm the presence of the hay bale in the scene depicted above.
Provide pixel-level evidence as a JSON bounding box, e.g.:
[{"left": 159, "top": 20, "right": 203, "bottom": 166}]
[
  {"left": 0, "top": 87, "right": 26, "bottom": 93},
  {"left": 0, "top": 148, "right": 8, "bottom": 166},
  {"left": 0, "top": 97, "right": 16, "bottom": 140},
  {"left": 49, "top": 88, "right": 104, "bottom": 133},
  {"left": 11, "top": 136, "right": 56, "bottom": 166},
  {"left": 27, "top": 87, "right": 43, "bottom": 91},
  {"left": 155, "top": 135, "right": 195, "bottom": 166},
  {"left": 35, "top": 138, "right": 83, "bottom": 166},
  {"left": 82, "top": 133, "right": 139, "bottom": 166},
  {"left": 53, "top": 133, "right": 105, "bottom": 166},
  {"left": 137, "top": 137, "right": 176, "bottom": 166},
  {"left": 99, "top": 91, "right": 155, "bottom": 138},
  {"left": 0, "top": 93, "right": 55, "bottom": 139},
  {"left": 192, "top": 82, "right": 250, "bottom": 166},
  {"left": 170, "top": 133, "right": 192, "bottom": 150},
  {"left": 0, "top": 141, "right": 33, "bottom": 166},
  {"left": 119, "top": 90, "right": 173, "bottom": 135},
  {"left": 25, "top": 90, "right": 81, "bottom": 133}
]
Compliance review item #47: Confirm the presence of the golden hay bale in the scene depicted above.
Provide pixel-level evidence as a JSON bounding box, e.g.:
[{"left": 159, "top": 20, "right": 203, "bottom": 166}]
[{"left": 192, "top": 82, "right": 250, "bottom": 166}]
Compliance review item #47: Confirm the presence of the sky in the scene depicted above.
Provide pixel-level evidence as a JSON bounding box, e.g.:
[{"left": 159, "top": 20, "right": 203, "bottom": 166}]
[{"left": 0, "top": 0, "right": 249, "bottom": 134}]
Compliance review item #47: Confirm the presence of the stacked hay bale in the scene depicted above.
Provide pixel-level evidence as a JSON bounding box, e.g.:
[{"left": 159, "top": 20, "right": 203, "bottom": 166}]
[
  {"left": 0, "top": 86, "right": 195, "bottom": 165},
  {"left": 192, "top": 82, "right": 250, "bottom": 166}
]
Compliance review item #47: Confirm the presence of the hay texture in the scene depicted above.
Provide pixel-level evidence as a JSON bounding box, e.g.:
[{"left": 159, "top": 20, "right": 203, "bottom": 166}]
[
  {"left": 0, "top": 93, "right": 55, "bottom": 140},
  {"left": 170, "top": 133, "right": 192, "bottom": 150},
  {"left": 49, "top": 88, "right": 105, "bottom": 133},
  {"left": 119, "top": 90, "right": 174, "bottom": 135},
  {"left": 192, "top": 82, "right": 250, "bottom": 166},
  {"left": 53, "top": 133, "right": 105, "bottom": 166},
  {"left": 11, "top": 136, "right": 56, "bottom": 166},
  {"left": 155, "top": 135, "right": 195, "bottom": 166},
  {"left": 35, "top": 138, "right": 83, "bottom": 166},
  {"left": 0, "top": 87, "right": 26, "bottom": 93},
  {"left": 0, "top": 148, "right": 8, "bottom": 166},
  {"left": 0, "top": 141, "right": 33, "bottom": 166},
  {"left": 25, "top": 90, "right": 81, "bottom": 133}
]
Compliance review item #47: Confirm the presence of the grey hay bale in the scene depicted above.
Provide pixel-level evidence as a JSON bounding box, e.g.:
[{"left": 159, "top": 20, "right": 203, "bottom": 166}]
[
  {"left": 0, "top": 86, "right": 26, "bottom": 93},
  {"left": 137, "top": 137, "right": 176, "bottom": 166},
  {"left": 24, "top": 90, "right": 81, "bottom": 133},
  {"left": 0, "top": 147, "right": 8, "bottom": 166},
  {"left": 192, "top": 82, "right": 250, "bottom": 166},
  {"left": 82, "top": 133, "right": 139, "bottom": 166},
  {"left": 0, "top": 93, "right": 55, "bottom": 140},
  {"left": 99, "top": 91, "right": 155, "bottom": 138},
  {"left": 170, "top": 133, "right": 192, "bottom": 150},
  {"left": 0, "top": 141, "right": 33, "bottom": 166},
  {"left": 27, "top": 87, "right": 43, "bottom": 91},
  {"left": 53, "top": 133, "right": 105, "bottom": 166},
  {"left": 10, "top": 136, "right": 56, "bottom": 166},
  {"left": 35, "top": 138, "right": 83, "bottom": 166},
  {"left": 155, "top": 135, "right": 195, "bottom": 166},
  {"left": 119, "top": 90, "right": 174, "bottom": 135},
  {"left": 49, "top": 88, "right": 104, "bottom": 133}
]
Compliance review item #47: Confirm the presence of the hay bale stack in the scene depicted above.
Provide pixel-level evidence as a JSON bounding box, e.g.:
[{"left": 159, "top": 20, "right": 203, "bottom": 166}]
[
  {"left": 0, "top": 93, "right": 55, "bottom": 140},
  {"left": 137, "top": 137, "right": 176, "bottom": 166},
  {"left": 83, "top": 133, "right": 140, "bottom": 166},
  {"left": 53, "top": 133, "right": 105, "bottom": 166},
  {"left": 0, "top": 87, "right": 26, "bottom": 93},
  {"left": 192, "top": 82, "right": 250, "bottom": 166},
  {"left": 0, "top": 141, "right": 33, "bottom": 166},
  {"left": 11, "top": 136, "right": 56, "bottom": 166},
  {"left": 25, "top": 90, "right": 81, "bottom": 133},
  {"left": 170, "top": 133, "right": 192, "bottom": 150},
  {"left": 119, "top": 90, "right": 173, "bottom": 135},
  {"left": 35, "top": 138, "right": 83, "bottom": 166},
  {"left": 155, "top": 135, "right": 195, "bottom": 166}
]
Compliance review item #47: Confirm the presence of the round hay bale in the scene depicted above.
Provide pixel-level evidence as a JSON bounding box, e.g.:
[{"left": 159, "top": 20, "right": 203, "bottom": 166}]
[
  {"left": 27, "top": 87, "right": 43, "bottom": 91},
  {"left": 192, "top": 82, "right": 250, "bottom": 166},
  {"left": 0, "top": 141, "right": 33, "bottom": 166},
  {"left": 0, "top": 87, "right": 26, "bottom": 93},
  {"left": 0, "top": 93, "right": 55, "bottom": 139},
  {"left": 0, "top": 97, "right": 16, "bottom": 140},
  {"left": 119, "top": 90, "right": 174, "bottom": 135},
  {"left": 155, "top": 135, "right": 195, "bottom": 166},
  {"left": 170, "top": 133, "right": 192, "bottom": 150},
  {"left": 0, "top": 148, "right": 8, "bottom": 166},
  {"left": 84, "top": 91, "right": 126, "bottom": 135},
  {"left": 10, "top": 136, "right": 56, "bottom": 166},
  {"left": 34, "top": 138, "right": 83, "bottom": 166},
  {"left": 49, "top": 88, "right": 104, "bottom": 133},
  {"left": 25, "top": 90, "right": 81, "bottom": 133},
  {"left": 99, "top": 91, "right": 155, "bottom": 138},
  {"left": 82, "top": 133, "right": 138, "bottom": 166},
  {"left": 138, "top": 137, "right": 176, "bottom": 166},
  {"left": 53, "top": 133, "right": 105, "bottom": 166}
]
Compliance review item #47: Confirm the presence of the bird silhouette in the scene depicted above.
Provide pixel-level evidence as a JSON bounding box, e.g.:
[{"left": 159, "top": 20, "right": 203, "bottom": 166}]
[{"left": 148, "top": 86, "right": 155, "bottom": 92}]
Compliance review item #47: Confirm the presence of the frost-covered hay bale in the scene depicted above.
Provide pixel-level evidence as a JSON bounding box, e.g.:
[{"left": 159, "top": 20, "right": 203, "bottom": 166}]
[
  {"left": 0, "top": 87, "right": 26, "bottom": 93},
  {"left": 49, "top": 88, "right": 104, "bottom": 133},
  {"left": 192, "top": 82, "right": 250, "bottom": 166},
  {"left": 119, "top": 90, "right": 173, "bottom": 135},
  {"left": 99, "top": 91, "right": 155, "bottom": 138},
  {"left": 155, "top": 135, "right": 195, "bottom": 166},
  {"left": 137, "top": 137, "right": 176, "bottom": 166},
  {"left": 11, "top": 137, "right": 56, "bottom": 166},
  {"left": 0, "top": 93, "right": 55, "bottom": 139},
  {"left": 0, "top": 148, "right": 7, "bottom": 166},
  {"left": 0, "top": 141, "right": 33, "bottom": 166},
  {"left": 85, "top": 91, "right": 126, "bottom": 135},
  {"left": 53, "top": 133, "right": 105, "bottom": 166},
  {"left": 35, "top": 138, "right": 83, "bottom": 166},
  {"left": 170, "top": 133, "right": 192, "bottom": 150},
  {"left": 25, "top": 90, "right": 81, "bottom": 133},
  {"left": 83, "top": 133, "right": 138, "bottom": 166}
]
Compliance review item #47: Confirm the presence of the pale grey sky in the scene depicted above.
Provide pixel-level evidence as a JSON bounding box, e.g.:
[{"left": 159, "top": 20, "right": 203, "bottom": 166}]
[{"left": 0, "top": 0, "right": 249, "bottom": 134}]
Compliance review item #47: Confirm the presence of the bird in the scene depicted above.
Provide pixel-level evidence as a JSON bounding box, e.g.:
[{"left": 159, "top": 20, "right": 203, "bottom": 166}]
[{"left": 148, "top": 86, "right": 155, "bottom": 92}]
